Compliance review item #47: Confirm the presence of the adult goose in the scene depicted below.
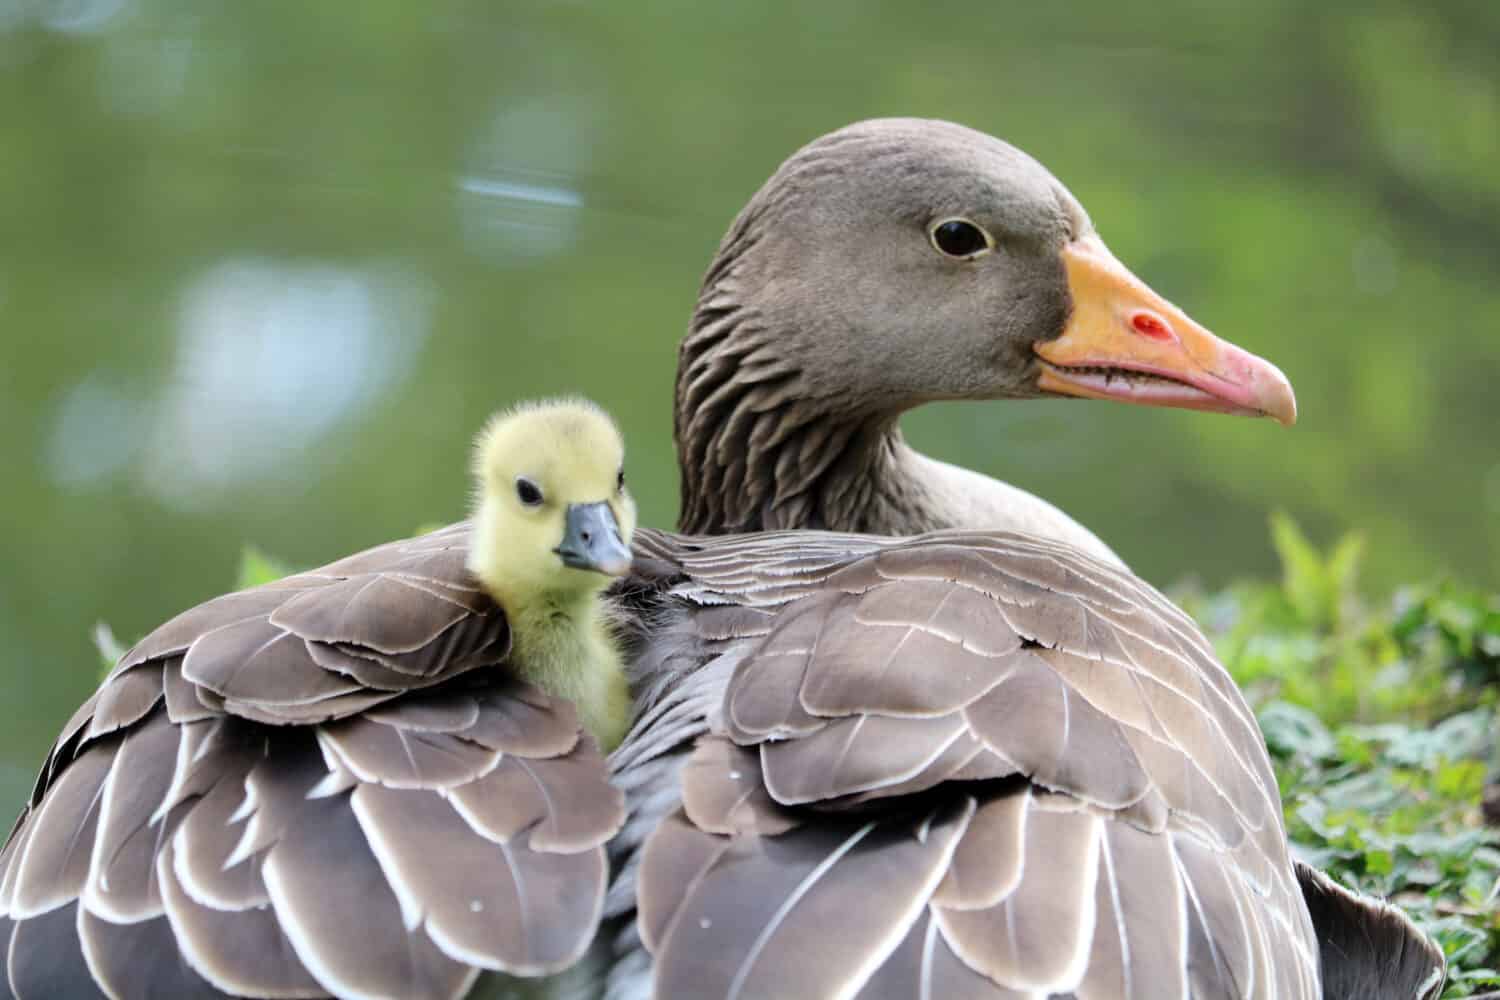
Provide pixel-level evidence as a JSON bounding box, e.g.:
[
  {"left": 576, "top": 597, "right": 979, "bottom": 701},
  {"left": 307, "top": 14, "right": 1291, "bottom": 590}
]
[
  {"left": 616, "top": 118, "right": 1441, "bottom": 1000},
  {"left": 673, "top": 118, "right": 1297, "bottom": 559},
  {"left": 0, "top": 119, "right": 1442, "bottom": 1000}
]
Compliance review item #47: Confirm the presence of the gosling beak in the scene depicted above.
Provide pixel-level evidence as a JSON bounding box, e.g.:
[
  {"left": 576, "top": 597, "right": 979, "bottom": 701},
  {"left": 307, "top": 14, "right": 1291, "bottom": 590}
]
[
  {"left": 555, "top": 501, "right": 633, "bottom": 577},
  {"left": 1035, "top": 235, "right": 1297, "bottom": 426}
]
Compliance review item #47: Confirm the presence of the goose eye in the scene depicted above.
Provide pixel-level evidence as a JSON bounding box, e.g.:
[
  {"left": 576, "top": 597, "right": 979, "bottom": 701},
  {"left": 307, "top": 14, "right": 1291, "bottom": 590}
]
[
  {"left": 930, "top": 218, "right": 992, "bottom": 259},
  {"left": 616, "top": 469, "right": 626, "bottom": 493},
  {"left": 515, "top": 477, "right": 544, "bottom": 507}
]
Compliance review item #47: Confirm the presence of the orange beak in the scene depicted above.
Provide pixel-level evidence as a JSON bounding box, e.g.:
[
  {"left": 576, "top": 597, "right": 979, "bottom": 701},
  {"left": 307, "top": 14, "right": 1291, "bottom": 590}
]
[{"left": 1035, "top": 236, "right": 1297, "bottom": 426}]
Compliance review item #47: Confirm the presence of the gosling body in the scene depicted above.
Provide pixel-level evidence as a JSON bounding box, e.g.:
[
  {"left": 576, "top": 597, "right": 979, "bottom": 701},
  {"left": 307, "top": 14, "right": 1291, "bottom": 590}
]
[
  {"left": 467, "top": 398, "right": 637, "bottom": 752},
  {"left": 489, "top": 584, "right": 631, "bottom": 753}
]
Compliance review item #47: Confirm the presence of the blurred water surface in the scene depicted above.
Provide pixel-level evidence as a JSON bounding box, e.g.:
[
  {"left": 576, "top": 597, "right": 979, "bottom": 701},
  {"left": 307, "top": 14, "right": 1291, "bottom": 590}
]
[{"left": 2, "top": 0, "right": 1497, "bottom": 798}]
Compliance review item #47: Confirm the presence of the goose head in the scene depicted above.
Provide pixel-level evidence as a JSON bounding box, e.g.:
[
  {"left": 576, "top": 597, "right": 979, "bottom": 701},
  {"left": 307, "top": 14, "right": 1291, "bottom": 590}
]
[
  {"left": 685, "top": 117, "right": 1296, "bottom": 426},
  {"left": 468, "top": 399, "right": 636, "bottom": 608}
]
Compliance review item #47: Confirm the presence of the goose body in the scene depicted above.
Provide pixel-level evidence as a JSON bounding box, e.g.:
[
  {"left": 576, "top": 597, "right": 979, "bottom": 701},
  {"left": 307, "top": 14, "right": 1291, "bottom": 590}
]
[
  {"left": 1, "top": 118, "right": 1446, "bottom": 999},
  {"left": 616, "top": 527, "right": 1322, "bottom": 999},
  {"left": 661, "top": 117, "right": 1438, "bottom": 998},
  {"left": 0, "top": 519, "right": 1443, "bottom": 999}
]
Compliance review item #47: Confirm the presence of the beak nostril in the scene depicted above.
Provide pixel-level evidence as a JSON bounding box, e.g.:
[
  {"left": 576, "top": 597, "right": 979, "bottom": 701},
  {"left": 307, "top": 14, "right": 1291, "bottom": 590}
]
[{"left": 1131, "top": 311, "right": 1173, "bottom": 342}]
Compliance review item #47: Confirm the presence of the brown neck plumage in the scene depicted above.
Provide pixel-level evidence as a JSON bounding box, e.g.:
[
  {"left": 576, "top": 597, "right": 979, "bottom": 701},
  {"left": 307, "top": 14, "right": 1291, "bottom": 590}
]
[{"left": 674, "top": 298, "right": 943, "bottom": 536}]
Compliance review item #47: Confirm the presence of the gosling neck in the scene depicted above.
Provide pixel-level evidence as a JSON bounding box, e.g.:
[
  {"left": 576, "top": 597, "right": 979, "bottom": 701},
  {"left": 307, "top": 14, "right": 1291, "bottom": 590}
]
[
  {"left": 495, "top": 582, "right": 600, "bottom": 659},
  {"left": 488, "top": 580, "right": 630, "bottom": 752}
]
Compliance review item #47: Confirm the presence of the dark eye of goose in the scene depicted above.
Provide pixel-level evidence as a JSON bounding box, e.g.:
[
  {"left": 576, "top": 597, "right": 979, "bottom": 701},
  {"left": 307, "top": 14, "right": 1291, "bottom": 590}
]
[
  {"left": 515, "top": 477, "right": 544, "bottom": 507},
  {"left": 616, "top": 469, "right": 626, "bottom": 492},
  {"left": 930, "top": 218, "right": 992, "bottom": 259}
]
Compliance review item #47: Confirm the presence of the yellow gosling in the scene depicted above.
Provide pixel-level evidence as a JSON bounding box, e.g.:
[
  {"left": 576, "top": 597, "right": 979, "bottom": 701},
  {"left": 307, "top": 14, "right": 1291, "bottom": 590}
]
[{"left": 467, "top": 398, "right": 636, "bottom": 752}]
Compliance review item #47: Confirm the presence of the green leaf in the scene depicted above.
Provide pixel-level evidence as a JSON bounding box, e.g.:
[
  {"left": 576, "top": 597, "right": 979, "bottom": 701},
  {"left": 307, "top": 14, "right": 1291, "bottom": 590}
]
[
  {"left": 235, "top": 546, "right": 297, "bottom": 590},
  {"left": 1259, "top": 701, "right": 1337, "bottom": 760},
  {"left": 91, "top": 621, "right": 129, "bottom": 681},
  {"left": 1325, "top": 532, "right": 1365, "bottom": 628},
  {"left": 1434, "top": 759, "right": 1486, "bottom": 800},
  {"left": 1270, "top": 510, "right": 1330, "bottom": 627}
]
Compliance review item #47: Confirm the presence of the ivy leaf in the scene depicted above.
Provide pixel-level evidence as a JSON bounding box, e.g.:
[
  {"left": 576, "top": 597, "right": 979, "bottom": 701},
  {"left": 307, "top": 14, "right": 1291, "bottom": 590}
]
[{"left": 1259, "top": 701, "right": 1337, "bottom": 760}]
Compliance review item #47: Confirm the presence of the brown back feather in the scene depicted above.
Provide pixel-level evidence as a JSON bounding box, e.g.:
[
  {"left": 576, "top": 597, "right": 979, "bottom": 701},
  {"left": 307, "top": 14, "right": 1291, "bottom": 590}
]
[
  {"left": 628, "top": 528, "right": 1324, "bottom": 999},
  {"left": 0, "top": 521, "right": 624, "bottom": 1000}
]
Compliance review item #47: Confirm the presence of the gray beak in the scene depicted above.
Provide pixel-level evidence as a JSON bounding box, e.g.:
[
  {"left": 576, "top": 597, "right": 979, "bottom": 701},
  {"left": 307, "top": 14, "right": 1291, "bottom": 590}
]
[{"left": 555, "top": 501, "right": 632, "bottom": 577}]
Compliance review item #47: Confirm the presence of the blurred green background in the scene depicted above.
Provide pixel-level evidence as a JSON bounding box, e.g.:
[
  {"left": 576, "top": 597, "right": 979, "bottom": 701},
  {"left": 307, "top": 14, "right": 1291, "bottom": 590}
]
[{"left": 1, "top": 1, "right": 1497, "bottom": 805}]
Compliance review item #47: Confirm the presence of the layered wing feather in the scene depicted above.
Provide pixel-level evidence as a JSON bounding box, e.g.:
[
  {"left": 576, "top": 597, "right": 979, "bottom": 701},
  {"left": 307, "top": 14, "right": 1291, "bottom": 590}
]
[
  {"left": 1, "top": 523, "right": 625, "bottom": 1000},
  {"left": 633, "top": 530, "right": 1324, "bottom": 999},
  {"left": 4, "top": 523, "right": 1449, "bottom": 999}
]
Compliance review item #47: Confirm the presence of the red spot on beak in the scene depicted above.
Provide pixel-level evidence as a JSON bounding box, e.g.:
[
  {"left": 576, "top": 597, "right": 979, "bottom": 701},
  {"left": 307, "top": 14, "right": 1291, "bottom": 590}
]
[{"left": 1131, "top": 311, "right": 1173, "bottom": 342}]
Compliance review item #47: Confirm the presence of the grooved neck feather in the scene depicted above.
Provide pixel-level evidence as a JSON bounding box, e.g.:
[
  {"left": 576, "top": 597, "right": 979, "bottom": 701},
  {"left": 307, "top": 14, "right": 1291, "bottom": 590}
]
[
  {"left": 674, "top": 304, "right": 941, "bottom": 535},
  {"left": 673, "top": 300, "right": 1123, "bottom": 563}
]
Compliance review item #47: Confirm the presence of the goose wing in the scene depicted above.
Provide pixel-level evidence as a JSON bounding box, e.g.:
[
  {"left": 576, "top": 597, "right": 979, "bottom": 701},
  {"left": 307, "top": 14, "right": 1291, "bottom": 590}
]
[
  {"left": 0, "top": 522, "right": 624, "bottom": 1000},
  {"left": 634, "top": 529, "right": 1323, "bottom": 1000}
]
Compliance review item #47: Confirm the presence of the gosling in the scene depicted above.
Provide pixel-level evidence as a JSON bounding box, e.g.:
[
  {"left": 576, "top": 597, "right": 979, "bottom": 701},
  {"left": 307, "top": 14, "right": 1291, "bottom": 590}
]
[{"left": 467, "top": 398, "right": 636, "bottom": 752}]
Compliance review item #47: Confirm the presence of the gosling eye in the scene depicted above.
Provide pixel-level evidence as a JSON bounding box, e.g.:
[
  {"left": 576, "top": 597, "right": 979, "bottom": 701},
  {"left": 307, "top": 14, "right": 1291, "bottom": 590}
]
[
  {"left": 616, "top": 468, "right": 626, "bottom": 493},
  {"left": 929, "top": 218, "right": 994, "bottom": 260},
  {"left": 515, "top": 477, "right": 544, "bottom": 507}
]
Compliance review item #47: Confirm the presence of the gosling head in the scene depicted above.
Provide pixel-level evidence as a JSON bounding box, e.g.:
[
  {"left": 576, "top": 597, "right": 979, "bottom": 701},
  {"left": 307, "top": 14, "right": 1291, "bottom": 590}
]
[{"left": 468, "top": 399, "right": 636, "bottom": 607}]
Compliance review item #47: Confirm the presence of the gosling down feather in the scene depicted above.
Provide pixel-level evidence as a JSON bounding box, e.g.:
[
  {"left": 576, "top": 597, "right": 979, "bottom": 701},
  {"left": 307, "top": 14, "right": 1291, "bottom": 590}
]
[{"left": 2, "top": 118, "right": 1446, "bottom": 1000}]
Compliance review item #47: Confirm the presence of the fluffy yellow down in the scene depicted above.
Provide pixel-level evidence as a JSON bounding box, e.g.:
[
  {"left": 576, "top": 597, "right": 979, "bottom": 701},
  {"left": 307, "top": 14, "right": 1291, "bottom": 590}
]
[{"left": 466, "top": 398, "right": 637, "bottom": 752}]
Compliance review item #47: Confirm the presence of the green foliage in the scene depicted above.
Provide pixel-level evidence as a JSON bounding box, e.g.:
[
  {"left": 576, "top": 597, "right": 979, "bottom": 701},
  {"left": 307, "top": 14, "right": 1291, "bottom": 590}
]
[
  {"left": 234, "top": 546, "right": 299, "bottom": 590},
  {"left": 1269, "top": 511, "right": 1366, "bottom": 632},
  {"left": 1184, "top": 516, "right": 1498, "bottom": 729},
  {"left": 235, "top": 532, "right": 437, "bottom": 591},
  {"left": 1177, "top": 517, "right": 1500, "bottom": 996},
  {"left": 91, "top": 622, "right": 126, "bottom": 677}
]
